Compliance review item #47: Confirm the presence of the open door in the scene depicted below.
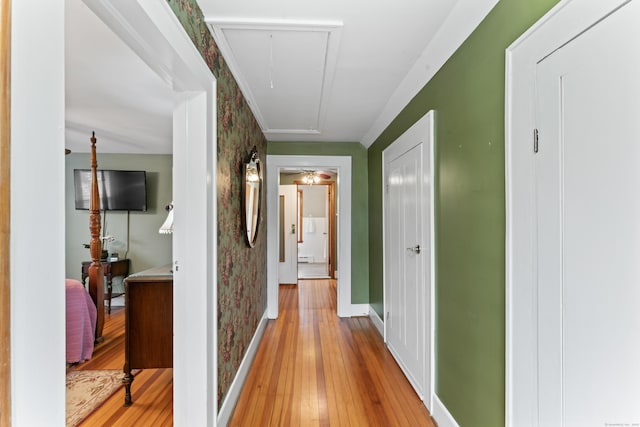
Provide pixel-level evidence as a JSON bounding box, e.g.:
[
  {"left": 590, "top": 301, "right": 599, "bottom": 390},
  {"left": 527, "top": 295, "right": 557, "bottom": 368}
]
[{"left": 278, "top": 184, "right": 298, "bottom": 284}]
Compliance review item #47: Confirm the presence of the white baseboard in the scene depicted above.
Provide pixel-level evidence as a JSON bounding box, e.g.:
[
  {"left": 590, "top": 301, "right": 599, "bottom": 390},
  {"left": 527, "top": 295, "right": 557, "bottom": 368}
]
[
  {"left": 217, "top": 310, "right": 268, "bottom": 426},
  {"left": 349, "top": 303, "right": 369, "bottom": 317},
  {"left": 432, "top": 394, "right": 460, "bottom": 427},
  {"left": 368, "top": 306, "right": 384, "bottom": 337},
  {"left": 110, "top": 295, "right": 125, "bottom": 307}
]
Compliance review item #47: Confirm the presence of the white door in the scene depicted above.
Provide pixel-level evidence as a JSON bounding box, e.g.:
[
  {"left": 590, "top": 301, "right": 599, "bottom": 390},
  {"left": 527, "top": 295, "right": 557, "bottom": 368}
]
[
  {"left": 383, "top": 111, "right": 434, "bottom": 408},
  {"left": 279, "top": 184, "right": 298, "bottom": 284},
  {"left": 536, "top": 2, "right": 640, "bottom": 425},
  {"left": 298, "top": 185, "right": 329, "bottom": 278}
]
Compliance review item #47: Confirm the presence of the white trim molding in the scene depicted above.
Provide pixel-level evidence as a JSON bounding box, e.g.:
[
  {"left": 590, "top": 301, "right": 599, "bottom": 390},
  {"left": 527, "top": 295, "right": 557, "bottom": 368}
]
[
  {"left": 368, "top": 306, "right": 384, "bottom": 337},
  {"left": 505, "top": 0, "right": 630, "bottom": 425},
  {"left": 432, "top": 394, "right": 461, "bottom": 427},
  {"left": 11, "top": 1, "right": 66, "bottom": 424},
  {"left": 349, "top": 304, "right": 369, "bottom": 317},
  {"left": 266, "top": 155, "right": 352, "bottom": 318},
  {"left": 217, "top": 312, "right": 269, "bottom": 426}
]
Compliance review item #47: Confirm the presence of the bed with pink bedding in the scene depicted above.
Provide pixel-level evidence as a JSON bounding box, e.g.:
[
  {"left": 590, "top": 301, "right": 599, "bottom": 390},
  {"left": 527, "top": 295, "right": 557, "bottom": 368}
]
[{"left": 65, "top": 278, "right": 97, "bottom": 363}]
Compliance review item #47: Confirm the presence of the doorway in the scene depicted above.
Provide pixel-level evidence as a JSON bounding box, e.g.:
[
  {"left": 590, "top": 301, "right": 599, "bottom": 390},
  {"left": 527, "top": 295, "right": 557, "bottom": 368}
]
[
  {"left": 278, "top": 172, "right": 336, "bottom": 283},
  {"left": 383, "top": 110, "right": 434, "bottom": 410},
  {"left": 296, "top": 177, "right": 336, "bottom": 280},
  {"left": 267, "top": 155, "right": 353, "bottom": 318},
  {"left": 71, "top": 1, "right": 218, "bottom": 424}
]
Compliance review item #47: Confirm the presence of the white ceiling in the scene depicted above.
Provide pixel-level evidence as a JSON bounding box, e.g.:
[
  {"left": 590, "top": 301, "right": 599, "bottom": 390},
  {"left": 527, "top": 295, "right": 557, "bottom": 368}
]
[
  {"left": 65, "top": 0, "right": 176, "bottom": 154},
  {"left": 65, "top": 0, "right": 498, "bottom": 153},
  {"left": 200, "top": 0, "right": 499, "bottom": 145}
]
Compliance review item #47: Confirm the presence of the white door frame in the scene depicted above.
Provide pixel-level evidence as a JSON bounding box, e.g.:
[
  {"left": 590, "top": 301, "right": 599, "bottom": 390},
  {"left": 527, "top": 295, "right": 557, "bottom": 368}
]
[
  {"left": 266, "top": 155, "right": 354, "bottom": 318},
  {"left": 77, "top": 1, "right": 218, "bottom": 424},
  {"left": 505, "top": 0, "right": 630, "bottom": 425},
  {"left": 382, "top": 110, "right": 435, "bottom": 411},
  {"left": 11, "top": 1, "right": 67, "bottom": 423}
]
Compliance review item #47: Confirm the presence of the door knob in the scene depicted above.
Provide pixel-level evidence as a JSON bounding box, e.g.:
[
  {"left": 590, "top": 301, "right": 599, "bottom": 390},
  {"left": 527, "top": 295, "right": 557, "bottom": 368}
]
[{"left": 406, "top": 245, "right": 421, "bottom": 254}]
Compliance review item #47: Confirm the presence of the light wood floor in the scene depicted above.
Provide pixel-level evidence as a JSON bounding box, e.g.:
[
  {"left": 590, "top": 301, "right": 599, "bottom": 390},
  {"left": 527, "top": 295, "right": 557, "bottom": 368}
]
[
  {"left": 71, "top": 279, "right": 434, "bottom": 426},
  {"left": 68, "top": 307, "right": 173, "bottom": 426},
  {"left": 229, "top": 279, "right": 435, "bottom": 426}
]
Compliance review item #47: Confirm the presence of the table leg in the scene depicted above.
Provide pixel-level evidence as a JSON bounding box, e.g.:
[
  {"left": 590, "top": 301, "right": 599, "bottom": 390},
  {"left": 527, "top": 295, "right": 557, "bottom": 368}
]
[
  {"left": 123, "top": 370, "right": 135, "bottom": 406},
  {"left": 106, "top": 275, "right": 112, "bottom": 314}
]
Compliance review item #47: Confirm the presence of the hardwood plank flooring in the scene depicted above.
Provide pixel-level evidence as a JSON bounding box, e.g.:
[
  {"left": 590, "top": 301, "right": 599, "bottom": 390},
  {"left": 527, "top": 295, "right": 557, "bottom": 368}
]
[
  {"left": 70, "top": 280, "right": 433, "bottom": 426},
  {"left": 229, "top": 280, "right": 435, "bottom": 426},
  {"left": 68, "top": 307, "right": 173, "bottom": 426}
]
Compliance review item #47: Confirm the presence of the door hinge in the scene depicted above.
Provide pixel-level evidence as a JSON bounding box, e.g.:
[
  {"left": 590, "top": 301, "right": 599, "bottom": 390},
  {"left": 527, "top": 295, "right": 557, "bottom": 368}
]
[{"left": 534, "top": 128, "right": 539, "bottom": 153}]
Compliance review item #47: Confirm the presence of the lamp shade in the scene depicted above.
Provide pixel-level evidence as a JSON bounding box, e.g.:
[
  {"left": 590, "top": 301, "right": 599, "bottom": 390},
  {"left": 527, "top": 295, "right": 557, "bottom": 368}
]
[{"left": 159, "top": 202, "right": 174, "bottom": 234}]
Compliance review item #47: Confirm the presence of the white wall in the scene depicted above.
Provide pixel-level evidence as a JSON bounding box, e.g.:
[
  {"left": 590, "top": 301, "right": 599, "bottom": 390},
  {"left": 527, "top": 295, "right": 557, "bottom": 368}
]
[
  {"left": 298, "top": 217, "right": 327, "bottom": 262},
  {"left": 300, "top": 185, "right": 326, "bottom": 217},
  {"left": 11, "top": 0, "right": 66, "bottom": 425}
]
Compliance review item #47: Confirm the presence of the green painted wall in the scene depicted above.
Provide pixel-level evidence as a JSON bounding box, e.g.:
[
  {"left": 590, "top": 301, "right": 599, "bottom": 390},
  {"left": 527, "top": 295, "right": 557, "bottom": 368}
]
[
  {"left": 268, "top": 141, "right": 369, "bottom": 304},
  {"left": 367, "top": 0, "right": 558, "bottom": 425},
  {"left": 65, "top": 153, "right": 173, "bottom": 282}
]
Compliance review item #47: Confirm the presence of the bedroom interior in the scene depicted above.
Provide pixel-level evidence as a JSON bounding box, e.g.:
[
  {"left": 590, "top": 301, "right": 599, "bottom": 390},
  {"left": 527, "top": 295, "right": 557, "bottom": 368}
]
[
  {"left": 62, "top": 0, "right": 177, "bottom": 423},
  {"left": 63, "top": 131, "right": 174, "bottom": 425},
  {"left": 64, "top": 153, "right": 173, "bottom": 303}
]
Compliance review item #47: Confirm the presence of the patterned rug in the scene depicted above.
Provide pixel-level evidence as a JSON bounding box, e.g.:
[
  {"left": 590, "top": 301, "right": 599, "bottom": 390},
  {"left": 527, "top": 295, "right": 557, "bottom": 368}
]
[{"left": 66, "top": 369, "right": 129, "bottom": 426}]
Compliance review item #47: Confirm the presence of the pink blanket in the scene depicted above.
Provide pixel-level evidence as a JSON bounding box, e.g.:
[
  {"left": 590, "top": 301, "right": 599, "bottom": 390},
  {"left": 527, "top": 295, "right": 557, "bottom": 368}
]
[{"left": 65, "top": 278, "right": 97, "bottom": 363}]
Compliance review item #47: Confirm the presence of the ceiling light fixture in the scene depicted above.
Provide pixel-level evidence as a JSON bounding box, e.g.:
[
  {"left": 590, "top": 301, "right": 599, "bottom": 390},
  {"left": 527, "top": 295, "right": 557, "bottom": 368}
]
[{"left": 302, "top": 171, "right": 321, "bottom": 185}]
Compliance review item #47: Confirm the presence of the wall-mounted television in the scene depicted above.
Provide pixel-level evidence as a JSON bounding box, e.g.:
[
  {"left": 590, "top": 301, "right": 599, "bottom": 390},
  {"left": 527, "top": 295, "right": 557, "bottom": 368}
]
[{"left": 74, "top": 169, "right": 147, "bottom": 211}]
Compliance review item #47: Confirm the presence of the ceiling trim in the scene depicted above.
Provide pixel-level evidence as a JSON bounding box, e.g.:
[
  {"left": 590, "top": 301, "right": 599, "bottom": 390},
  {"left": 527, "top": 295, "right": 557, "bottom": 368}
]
[
  {"left": 360, "top": 0, "right": 500, "bottom": 147},
  {"left": 207, "top": 19, "right": 343, "bottom": 137}
]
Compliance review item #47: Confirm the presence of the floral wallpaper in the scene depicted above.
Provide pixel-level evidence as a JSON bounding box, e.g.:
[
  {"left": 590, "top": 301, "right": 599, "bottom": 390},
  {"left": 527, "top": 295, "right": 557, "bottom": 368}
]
[{"left": 167, "top": 0, "right": 268, "bottom": 406}]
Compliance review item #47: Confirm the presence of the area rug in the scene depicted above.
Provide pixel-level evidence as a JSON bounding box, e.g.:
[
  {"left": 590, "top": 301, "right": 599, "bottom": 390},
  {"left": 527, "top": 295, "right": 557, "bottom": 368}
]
[{"left": 66, "top": 369, "right": 131, "bottom": 427}]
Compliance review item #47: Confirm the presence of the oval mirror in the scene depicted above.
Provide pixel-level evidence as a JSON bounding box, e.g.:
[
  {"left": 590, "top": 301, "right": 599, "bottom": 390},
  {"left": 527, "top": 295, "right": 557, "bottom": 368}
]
[{"left": 242, "top": 147, "right": 262, "bottom": 247}]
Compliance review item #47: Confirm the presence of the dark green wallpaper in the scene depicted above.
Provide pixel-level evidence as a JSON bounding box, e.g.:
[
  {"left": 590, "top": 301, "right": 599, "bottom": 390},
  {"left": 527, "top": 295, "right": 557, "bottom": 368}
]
[
  {"left": 268, "top": 141, "right": 369, "bottom": 304},
  {"left": 367, "top": 0, "right": 558, "bottom": 426}
]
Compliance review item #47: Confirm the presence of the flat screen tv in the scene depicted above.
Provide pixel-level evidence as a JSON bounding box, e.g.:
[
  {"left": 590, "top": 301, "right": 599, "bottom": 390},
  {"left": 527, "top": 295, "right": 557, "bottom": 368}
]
[{"left": 74, "top": 169, "right": 147, "bottom": 211}]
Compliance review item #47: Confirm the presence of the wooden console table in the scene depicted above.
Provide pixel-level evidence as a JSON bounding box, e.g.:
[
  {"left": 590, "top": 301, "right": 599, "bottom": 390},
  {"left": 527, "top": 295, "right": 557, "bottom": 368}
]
[
  {"left": 122, "top": 264, "right": 173, "bottom": 406},
  {"left": 81, "top": 259, "right": 130, "bottom": 314}
]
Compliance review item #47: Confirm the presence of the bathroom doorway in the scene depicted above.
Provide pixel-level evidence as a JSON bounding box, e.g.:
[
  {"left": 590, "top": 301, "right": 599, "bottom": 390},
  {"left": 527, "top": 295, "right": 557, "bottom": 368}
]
[{"left": 296, "top": 176, "right": 336, "bottom": 279}]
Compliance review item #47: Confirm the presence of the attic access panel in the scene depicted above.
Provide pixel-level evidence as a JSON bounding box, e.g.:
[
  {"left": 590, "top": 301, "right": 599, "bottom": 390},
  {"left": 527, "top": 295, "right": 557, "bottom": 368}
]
[{"left": 209, "top": 21, "right": 342, "bottom": 136}]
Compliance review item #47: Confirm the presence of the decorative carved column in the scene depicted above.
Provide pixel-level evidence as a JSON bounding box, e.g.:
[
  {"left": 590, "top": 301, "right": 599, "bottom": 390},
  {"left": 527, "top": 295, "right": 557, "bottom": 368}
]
[{"left": 88, "top": 132, "right": 105, "bottom": 342}]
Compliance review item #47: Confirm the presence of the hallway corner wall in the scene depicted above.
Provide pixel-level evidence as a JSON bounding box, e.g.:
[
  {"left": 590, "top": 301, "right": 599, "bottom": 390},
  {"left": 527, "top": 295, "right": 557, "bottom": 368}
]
[{"left": 367, "top": 0, "right": 559, "bottom": 425}]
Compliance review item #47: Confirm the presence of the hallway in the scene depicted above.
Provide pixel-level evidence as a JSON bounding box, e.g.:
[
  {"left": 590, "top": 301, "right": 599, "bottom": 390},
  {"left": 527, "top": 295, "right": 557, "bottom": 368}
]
[{"left": 229, "top": 280, "right": 435, "bottom": 426}]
